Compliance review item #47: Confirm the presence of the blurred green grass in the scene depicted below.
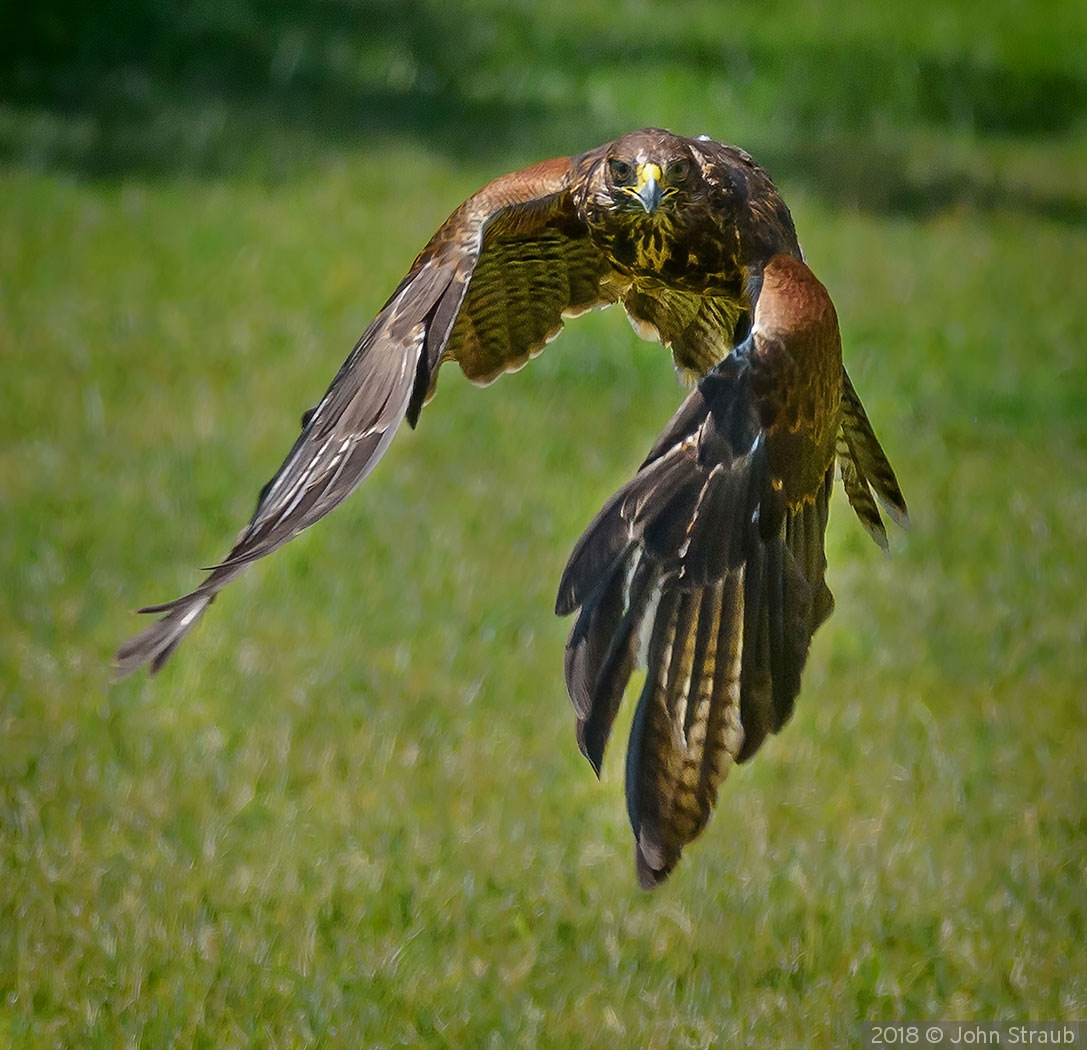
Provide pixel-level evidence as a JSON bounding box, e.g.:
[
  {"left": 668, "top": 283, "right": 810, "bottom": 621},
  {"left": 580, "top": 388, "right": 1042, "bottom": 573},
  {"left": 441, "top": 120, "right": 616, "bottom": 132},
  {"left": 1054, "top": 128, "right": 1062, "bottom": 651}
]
[{"left": 2, "top": 1, "right": 1085, "bottom": 1046}]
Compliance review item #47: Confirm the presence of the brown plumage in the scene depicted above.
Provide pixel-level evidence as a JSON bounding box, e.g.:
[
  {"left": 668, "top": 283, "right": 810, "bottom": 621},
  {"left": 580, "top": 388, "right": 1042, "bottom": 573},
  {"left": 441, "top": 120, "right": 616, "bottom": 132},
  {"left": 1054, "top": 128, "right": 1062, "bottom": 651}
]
[{"left": 115, "top": 128, "right": 908, "bottom": 887}]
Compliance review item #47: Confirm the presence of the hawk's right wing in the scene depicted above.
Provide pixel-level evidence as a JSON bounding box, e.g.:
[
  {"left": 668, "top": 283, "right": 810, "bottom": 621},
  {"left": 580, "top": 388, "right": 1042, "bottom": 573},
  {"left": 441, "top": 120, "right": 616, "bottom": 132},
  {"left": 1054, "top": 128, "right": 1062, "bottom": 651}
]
[{"left": 115, "top": 150, "right": 620, "bottom": 678}]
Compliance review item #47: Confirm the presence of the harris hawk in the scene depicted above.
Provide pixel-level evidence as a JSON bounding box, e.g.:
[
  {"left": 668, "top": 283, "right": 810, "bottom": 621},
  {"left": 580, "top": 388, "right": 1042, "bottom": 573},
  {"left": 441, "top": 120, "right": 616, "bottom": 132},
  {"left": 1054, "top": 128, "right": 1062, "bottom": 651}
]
[{"left": 115, "top": 128, "right": 907, "bottom": 887}]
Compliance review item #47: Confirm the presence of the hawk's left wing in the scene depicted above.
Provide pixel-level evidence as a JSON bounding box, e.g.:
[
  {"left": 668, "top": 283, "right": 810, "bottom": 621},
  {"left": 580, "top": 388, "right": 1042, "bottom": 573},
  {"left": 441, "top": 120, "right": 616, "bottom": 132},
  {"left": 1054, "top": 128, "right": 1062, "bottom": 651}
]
[{"left": 555, "top": 255, "right": 845, "bottom": 887}]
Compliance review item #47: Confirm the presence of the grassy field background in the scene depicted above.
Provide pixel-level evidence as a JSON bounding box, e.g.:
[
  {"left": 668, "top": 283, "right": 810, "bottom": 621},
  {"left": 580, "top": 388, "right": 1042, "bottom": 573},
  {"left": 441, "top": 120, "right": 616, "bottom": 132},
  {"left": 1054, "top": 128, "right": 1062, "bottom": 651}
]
[{"left": 2, "top": 1, "right": 1085, "bottom": 1046}]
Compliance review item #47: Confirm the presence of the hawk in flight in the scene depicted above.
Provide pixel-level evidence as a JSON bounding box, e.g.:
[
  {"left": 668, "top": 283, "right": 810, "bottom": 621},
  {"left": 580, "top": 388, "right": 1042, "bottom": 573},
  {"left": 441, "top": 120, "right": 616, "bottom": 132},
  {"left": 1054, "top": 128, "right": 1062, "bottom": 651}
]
[{"left": 116, "top": 128, "right": 907, "bottom": 887}]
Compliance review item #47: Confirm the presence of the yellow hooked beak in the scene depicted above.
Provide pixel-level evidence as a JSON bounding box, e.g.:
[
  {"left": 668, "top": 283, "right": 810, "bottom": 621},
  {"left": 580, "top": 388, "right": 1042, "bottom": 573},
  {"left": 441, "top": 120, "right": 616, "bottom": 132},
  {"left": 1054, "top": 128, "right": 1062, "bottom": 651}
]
[{"left": 634, "top": 162, "right": 663, "bottom": 214}]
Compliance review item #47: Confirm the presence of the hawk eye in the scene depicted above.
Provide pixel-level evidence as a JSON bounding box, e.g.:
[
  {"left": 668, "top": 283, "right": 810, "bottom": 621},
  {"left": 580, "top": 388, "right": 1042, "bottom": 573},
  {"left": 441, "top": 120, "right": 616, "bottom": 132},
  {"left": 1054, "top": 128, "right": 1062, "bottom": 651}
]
[
  {"left": 608, "top": 158, "right": 634, "bottom": 184},
  {"left": 666, "top": 159, "right": 691, "bottom": 184}
]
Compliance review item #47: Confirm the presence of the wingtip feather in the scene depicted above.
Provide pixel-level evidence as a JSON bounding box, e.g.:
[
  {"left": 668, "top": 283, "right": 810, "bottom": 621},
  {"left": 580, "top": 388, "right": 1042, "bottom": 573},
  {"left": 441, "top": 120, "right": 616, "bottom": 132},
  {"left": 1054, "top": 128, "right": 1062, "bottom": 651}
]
[
  {"left": 113, "top": 591, "right": 214, "bottom": 681},
  {"left": 634, "top": 839, "right": 671, "bottom": 890}
]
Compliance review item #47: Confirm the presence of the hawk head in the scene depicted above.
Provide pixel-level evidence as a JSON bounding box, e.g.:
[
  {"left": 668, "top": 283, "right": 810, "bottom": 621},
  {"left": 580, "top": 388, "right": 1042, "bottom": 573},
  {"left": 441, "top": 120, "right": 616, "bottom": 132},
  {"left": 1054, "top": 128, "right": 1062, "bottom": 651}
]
[
  {"left": 598, "top": 128, "right": 704, "bottom": 218},
  {"left": 576, "top": 128, "right": 720, "bottom": 281}
]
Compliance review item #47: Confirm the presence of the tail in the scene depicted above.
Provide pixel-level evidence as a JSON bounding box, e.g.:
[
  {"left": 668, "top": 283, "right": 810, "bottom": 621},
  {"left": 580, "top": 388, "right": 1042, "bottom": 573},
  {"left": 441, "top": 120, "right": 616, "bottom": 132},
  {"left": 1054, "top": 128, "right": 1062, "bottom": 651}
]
[{"left": 838, "top": 369, "right": 909, "bottom": 547}]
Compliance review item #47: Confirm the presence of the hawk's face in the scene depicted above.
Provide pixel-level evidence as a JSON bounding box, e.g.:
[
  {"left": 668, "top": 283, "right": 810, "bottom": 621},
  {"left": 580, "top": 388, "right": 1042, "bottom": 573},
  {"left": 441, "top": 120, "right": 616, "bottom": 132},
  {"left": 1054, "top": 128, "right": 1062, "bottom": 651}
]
[
  {"left": 599, "top": 132, "right": 703, "bottom": 219},
  {"left": 577, "top": 130, "right": 713, "bottom": 280}
]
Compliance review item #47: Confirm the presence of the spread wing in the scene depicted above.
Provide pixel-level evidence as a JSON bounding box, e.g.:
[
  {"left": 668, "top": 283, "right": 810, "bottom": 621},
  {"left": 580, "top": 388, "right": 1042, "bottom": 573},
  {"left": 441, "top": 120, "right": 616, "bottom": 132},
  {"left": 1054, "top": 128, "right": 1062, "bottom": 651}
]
[
  {"left": 115, "top": 151, "right": 619, "bottom": 678},
  {"left": 555, "top": 256, "right": 850, "bottom": 887}
]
